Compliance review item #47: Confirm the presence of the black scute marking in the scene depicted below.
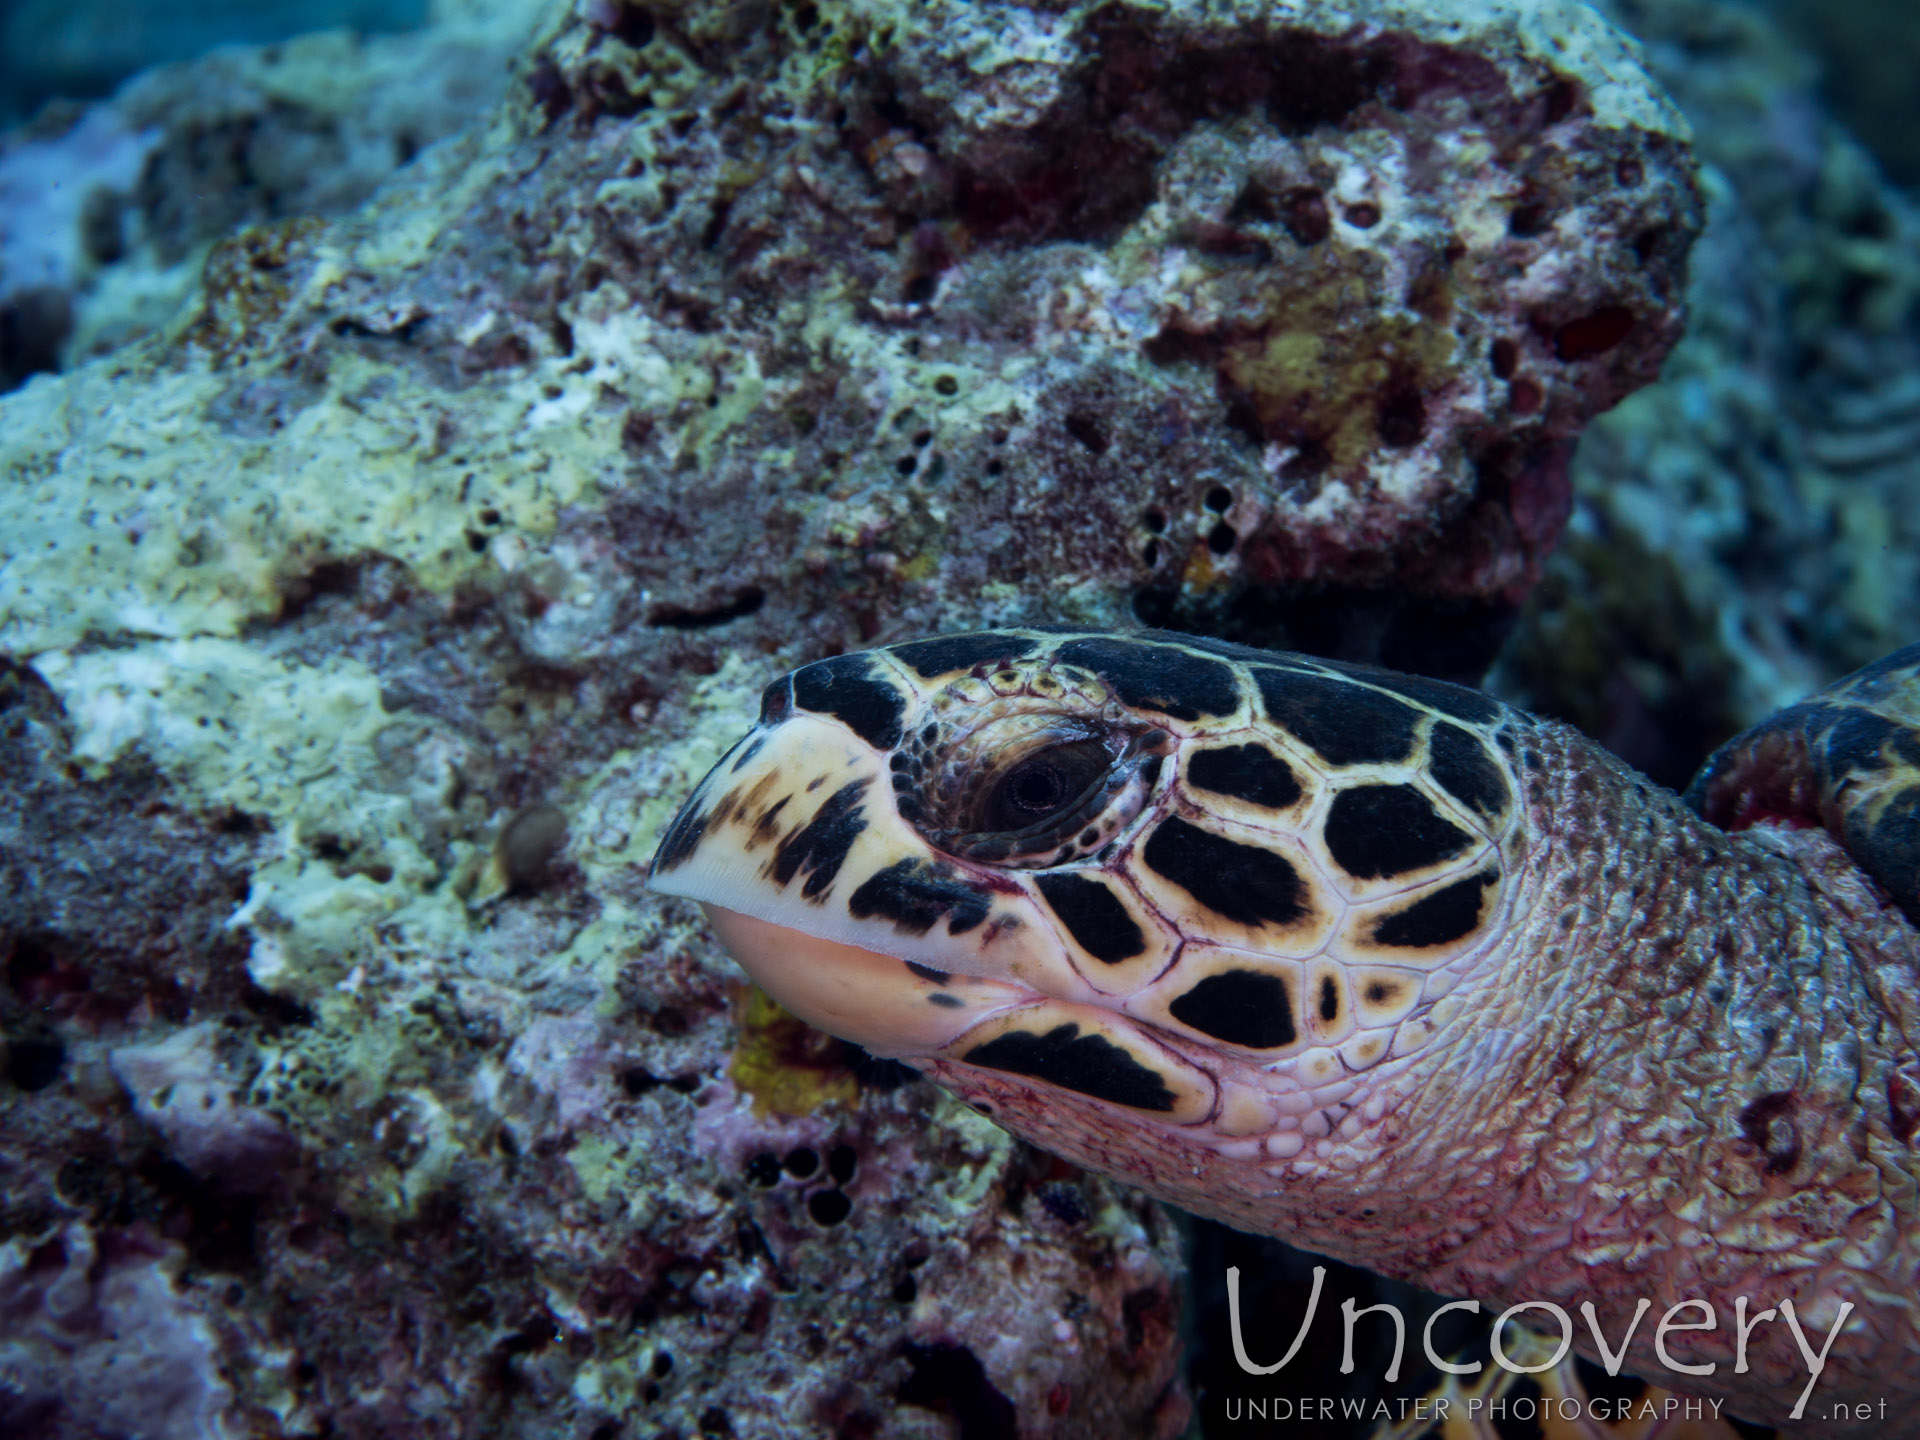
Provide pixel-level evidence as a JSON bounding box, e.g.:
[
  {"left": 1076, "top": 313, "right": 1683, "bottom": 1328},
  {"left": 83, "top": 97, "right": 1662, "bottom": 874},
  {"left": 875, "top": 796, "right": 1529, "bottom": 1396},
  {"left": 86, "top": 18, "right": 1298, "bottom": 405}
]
[
  {"left": 790, "top": 653, "right": 906, "bottom": 749},
  {"left": 1358, "top": 669, "right": 1503, "bottom": 724},
  {"left": 963, "top": 1023, "right": 1177, "bottom": 1112},
  {"left": 1252, "top": 669, "right": 1419, "bottom": 766},
  {"left": 850, "top": 860, "right": 992, "bottom": 936},
  {"left": 1317, "top": 975, "right": 1338, "bottom": 1023},
  {"left": 1168, "top": 970, "right": 1297, "bottom": 1049},
  {"left": 1141, "top": 816, "right": 1307, "bottom": 927},
  {"left": 1851, "top": 784, "right": 1920, "bottom": 922},
  {"left": 1034, "top": 873, "right": 1147, "bottom": 964},
  {"left": 1052, "top": 637, "right": 1239, "bottom": 722},
  {"left": 771, "top": 779, "right": 870, "bottom": 899},
  {"left": 730, "top": 733, "right": 768, "bottom": 772},
  {"left": 1428, "top": 722, "right": 1510, "bottom": 818},
  {"left": 1824, "top": 706, "right": 1905, "bottom": 777},
  {"left": 651, "top": 798, "right": 710, "bottom": 874},
  {"left": 1324, "top": 784, "right": 1475, "bottom": 879},
  {"left": 1372, "top": 869, "right": 1497, "bottom": 948},
  {"left": 906, "top": 961, "right": 950, "bottom": 984},
  {"left": 1188, "top": 743, "right": 1304, "bottom": 809},
  {"left": 890, "top": 632, "right": 1037, "bottom": 678}
]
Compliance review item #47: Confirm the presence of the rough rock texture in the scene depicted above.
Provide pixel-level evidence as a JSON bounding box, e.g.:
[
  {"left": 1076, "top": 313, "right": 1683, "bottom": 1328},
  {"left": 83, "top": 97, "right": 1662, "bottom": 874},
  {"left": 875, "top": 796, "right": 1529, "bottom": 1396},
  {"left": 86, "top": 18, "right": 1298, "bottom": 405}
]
[
  {"left": 1492, "top": 0, "right": 1920, "bottom": 790},
  {"left": 0, "top": 0, "right": 1709, "bottom": 1432},
  {"left": 0, "top": 0, "right": 547, "bottom": 392},
  {"left": 1, "top": 0, "right": 1701, "bottom": 664}
]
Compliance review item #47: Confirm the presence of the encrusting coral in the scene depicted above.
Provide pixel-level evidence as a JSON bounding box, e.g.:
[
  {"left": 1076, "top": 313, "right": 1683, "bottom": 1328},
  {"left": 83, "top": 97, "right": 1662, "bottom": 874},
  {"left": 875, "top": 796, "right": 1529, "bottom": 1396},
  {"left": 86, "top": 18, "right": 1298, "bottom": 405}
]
[{"left": 0, "top": 0, "right": 1700, "bottom": 1434}]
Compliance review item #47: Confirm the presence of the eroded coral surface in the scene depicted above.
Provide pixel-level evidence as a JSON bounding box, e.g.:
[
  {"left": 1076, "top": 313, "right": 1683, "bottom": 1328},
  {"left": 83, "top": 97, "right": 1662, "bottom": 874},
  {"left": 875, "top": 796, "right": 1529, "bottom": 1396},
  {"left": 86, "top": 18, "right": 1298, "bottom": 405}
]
[
  {"left": 0, "top": 0, "right": 1697, "bottom": 1435},
  {"left": 1496, "top": 0, "right": 1920, "bottom": 788}
]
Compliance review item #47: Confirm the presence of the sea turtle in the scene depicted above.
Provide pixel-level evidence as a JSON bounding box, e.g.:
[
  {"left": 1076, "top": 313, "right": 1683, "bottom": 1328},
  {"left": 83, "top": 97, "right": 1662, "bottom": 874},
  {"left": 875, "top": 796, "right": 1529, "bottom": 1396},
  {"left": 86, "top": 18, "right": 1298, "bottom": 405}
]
[{"left": 647, "top": 628, "right": 1920, "bottom": 1435}]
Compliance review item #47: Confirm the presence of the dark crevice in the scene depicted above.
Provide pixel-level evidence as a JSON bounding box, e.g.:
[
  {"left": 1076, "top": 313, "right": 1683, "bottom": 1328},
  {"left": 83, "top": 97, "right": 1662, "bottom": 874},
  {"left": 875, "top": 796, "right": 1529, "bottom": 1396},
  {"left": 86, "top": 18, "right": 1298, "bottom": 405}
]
[
  {"left": 644, "top": 587, "right": 767, "bottom": 629},
  {"left": 897, "top": 1342, "right": 1018, "bottom": 1440}
]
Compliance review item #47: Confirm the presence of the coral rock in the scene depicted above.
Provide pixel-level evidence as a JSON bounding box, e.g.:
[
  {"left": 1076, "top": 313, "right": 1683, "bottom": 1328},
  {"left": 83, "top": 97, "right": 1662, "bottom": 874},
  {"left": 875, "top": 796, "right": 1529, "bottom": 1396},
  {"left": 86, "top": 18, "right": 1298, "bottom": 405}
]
[{"left": 0, "top": 0, "right": 1701, "bottom": 1435}]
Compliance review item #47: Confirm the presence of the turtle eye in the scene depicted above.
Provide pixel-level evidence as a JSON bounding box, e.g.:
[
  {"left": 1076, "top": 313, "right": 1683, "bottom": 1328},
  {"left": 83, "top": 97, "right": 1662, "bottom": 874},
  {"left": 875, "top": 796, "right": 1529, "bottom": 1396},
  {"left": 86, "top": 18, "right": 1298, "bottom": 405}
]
[
  {"left": 906, "top": 716, "right": 1169, "bottom": 868},
  {"left": 984, "top": 740, "right": 1114, "bottom": 830}
]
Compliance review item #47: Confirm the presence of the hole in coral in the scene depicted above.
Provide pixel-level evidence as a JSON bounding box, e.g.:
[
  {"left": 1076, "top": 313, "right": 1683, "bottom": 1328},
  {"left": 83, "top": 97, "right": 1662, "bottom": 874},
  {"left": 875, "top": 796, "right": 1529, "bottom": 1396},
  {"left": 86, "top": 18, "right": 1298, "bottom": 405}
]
[
  {"left": 1143, "top": 506, "right": 1167, "bottom": 533},
  {"left": 934, "top": 374, "right": 959, "bottom": 396},
  {"left": 828, "top": 1144, "right": 858, "bottom": 1184},
  {"left": 1141, "top": 327, "right": 1219, "bottom": 368},
  {"left": 1063, "top": 412, "right": 1108, "bottom": 454},
  {"left": 1490, "top": 338, "right": 1518, "bottom": 379},
  {"left": 1508, "top": 201, "right": 1550, "bottom": 238},
  {"left": 1280, "top": 439, "right": 1331, "bottom": 485},
  {"left": 1038, "top": 1182, "right": 1089, "bottom": 1225},
  {"left": 1553, "top": 306, "right": 1635, "bottom": 361},
  {"left": 745, "top": 1152, "right": 781, "bottom": 1187},
  {"left": 895, "top": 455, "right": 917, "bottom": 476},
  {"left": 783, "top": 1146, "right": 820, "bottom": 1179},
  {"left": 1542, "top": 79, "right": 1581, "bottom": 125},
  {"left": 1343, "top": 202, "right": 1381, "bottom": 229},
  {"left": 1203, "top": 486, "right": 1233, "bottom": 512},
  {"left": 808, "top": 1189, "right": 852, "bottom": 1226},
  {"left": 6, "top": 1027, "right": 65, "bottom": 1092},
  {"left": 1376, "top": 384, "right": 1427, "bottom": 448},
  {"left": 904, "top": 273, "right": 937, "bottom": 304},
  {"left": 1278, "top": 186, "right": 1331, "bottom": 246},
  {"left": 1207, "top": 522, "right": 1237, "bottom": 555},
  {"left": 1143, "top": 540, "right": 1161, "bottom": 568}
]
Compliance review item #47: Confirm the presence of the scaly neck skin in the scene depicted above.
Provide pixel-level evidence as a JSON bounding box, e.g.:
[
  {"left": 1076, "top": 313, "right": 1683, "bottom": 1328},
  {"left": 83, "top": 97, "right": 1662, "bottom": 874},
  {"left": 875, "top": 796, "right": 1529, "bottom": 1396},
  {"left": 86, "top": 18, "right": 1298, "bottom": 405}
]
[
  {"left": 933, "top": 719, "right": 1920, "bottom": 1430},
  {"left": 1362, "top": 719, "right": 1920, "bottom": 1431}
]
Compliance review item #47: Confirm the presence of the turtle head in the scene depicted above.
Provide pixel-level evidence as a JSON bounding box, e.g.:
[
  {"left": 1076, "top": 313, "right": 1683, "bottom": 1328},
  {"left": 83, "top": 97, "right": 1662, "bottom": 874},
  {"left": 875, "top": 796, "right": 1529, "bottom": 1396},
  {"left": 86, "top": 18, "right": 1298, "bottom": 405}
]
[{"left": 648, "top": 629, "right": 1522, "bottom": 1171}]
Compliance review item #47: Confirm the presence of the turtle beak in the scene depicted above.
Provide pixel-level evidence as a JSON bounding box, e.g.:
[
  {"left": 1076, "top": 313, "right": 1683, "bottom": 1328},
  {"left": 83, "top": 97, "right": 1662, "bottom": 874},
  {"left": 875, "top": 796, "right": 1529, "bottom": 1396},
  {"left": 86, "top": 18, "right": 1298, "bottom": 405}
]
[
  {"left": 646, "top": 710, "right": 1063, "bottom": 1042},
  {"left": 697, "top": 903, "right": 1031, "bottom": 1057}
]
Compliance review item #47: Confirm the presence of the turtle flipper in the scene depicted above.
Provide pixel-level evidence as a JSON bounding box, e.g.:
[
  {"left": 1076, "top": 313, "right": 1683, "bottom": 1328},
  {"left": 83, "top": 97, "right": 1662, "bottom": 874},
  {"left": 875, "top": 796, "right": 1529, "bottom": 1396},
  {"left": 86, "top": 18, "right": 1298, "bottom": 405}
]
[{"left": 1685, "top": 642, "right": 1920, "bottom": 924}]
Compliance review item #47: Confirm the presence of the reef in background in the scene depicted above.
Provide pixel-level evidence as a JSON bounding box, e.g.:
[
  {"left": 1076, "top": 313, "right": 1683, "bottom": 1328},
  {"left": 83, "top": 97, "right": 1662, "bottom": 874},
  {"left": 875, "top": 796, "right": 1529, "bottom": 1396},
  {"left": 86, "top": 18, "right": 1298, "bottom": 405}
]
[
  {"left": 1497, "top": 0, "right": 1920, "bottom": 789},
  {"left": 0, "top": 0, "right": 547, "bottom": 391}
]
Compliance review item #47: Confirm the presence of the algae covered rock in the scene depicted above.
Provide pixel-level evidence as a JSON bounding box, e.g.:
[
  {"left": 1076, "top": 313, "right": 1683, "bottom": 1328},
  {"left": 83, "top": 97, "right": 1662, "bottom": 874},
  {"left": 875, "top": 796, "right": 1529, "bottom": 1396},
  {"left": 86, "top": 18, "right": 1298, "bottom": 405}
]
[
  {"left": 1497, "top": 0, "right": 1920, "bottom": 788},
  {"left": 0, "top": 0, "right": 1698, "bottom": 1435}
]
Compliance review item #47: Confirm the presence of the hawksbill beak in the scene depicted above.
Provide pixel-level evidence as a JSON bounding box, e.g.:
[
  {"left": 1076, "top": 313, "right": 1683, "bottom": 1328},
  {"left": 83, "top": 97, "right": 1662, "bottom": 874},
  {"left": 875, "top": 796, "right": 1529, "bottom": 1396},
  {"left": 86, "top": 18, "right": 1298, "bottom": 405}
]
[{"left": 645, "top": 708, "right": 1041, "bottom": 1057}]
